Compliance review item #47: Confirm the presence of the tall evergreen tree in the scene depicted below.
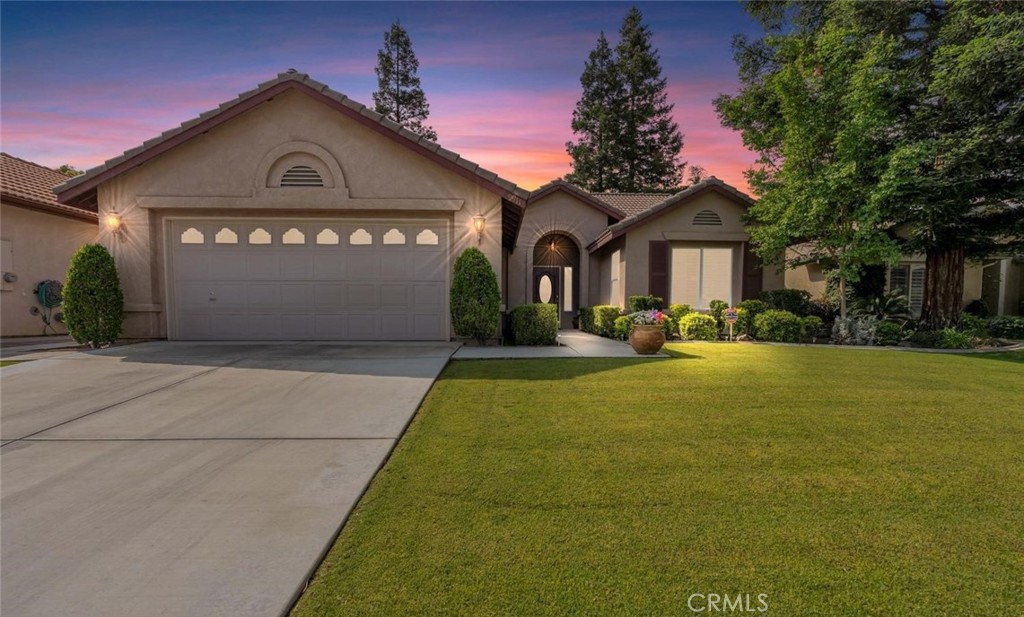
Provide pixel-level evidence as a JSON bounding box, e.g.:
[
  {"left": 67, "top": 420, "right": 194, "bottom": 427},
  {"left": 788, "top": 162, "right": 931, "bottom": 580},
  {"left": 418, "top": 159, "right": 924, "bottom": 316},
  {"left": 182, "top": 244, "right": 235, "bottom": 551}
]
[
  {"left": 373, "top": 21, "right": 437, "bottom": 141},
  {"left": 565, "top": 33, "right": 624, "bottom": 192},
  {"left": 566, "top": 8, "right": 684, "bottom": 192},
  {"left": 615, "top": 7, "right": 684, "bottom": 192}
]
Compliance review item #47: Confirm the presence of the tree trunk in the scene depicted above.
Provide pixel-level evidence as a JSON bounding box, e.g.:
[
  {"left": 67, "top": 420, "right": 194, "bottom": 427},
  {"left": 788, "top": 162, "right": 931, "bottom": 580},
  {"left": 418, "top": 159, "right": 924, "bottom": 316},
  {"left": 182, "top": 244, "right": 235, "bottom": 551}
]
[
  {"left": 838, "top": 273, "right": 848, "bottom": 321},
  {"left": 920, "top": 244, "right": 965, "bottom": 330}
]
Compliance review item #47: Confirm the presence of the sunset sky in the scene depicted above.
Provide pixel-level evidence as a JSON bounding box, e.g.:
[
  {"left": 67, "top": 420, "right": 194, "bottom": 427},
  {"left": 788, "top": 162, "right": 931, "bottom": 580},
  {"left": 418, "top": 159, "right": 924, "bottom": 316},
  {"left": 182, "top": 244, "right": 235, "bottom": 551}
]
[{"left": 1, "top": 1, "right": 762, "bottom": 193}]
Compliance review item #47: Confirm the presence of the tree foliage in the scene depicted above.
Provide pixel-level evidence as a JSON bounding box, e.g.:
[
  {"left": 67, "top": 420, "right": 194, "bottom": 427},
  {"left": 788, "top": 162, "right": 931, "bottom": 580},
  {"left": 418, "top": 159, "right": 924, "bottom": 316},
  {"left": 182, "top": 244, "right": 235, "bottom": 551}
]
[
  {"left": 566, "top": 7, "right": 684, "bottom": 192},
  {"left": 450, "top": 247, "right": 500, "bottom": 344},
  {"left": 63, "top": 244, "right": 124, "bottom": 347},
  {"left": 56, "top": 164, "right": 83, "bottom": 177},
  {"left": 373, "top": 21, "right": 437, "bottom": 141}
]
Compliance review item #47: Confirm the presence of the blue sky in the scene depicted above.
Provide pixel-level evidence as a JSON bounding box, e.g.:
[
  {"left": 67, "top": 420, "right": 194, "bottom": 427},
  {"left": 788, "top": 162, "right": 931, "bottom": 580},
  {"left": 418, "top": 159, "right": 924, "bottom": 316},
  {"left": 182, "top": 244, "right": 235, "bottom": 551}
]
[{"left": 1, "top": 1, "right": 762, "bottom": 189}]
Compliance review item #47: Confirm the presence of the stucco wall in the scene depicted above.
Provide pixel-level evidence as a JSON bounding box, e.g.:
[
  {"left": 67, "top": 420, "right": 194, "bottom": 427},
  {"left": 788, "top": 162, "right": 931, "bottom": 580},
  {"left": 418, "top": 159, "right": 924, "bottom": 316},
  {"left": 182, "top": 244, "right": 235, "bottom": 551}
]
[
  {"left": 508, "top": 190, "right": 611, "bottom": 311},
  {"left": 620, "top": 190, "right": 750, "bottom": 305},
  {"left": 0, "top": 203, "right": 97, "bottom": 336},
  {"left": 93, "top": 90, "right": 503, "bottom": 338}
]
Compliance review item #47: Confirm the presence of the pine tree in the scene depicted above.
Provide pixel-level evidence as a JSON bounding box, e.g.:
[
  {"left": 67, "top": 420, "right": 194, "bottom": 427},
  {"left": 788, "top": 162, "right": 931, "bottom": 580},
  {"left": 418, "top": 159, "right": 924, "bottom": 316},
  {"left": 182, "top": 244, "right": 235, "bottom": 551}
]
[
  {"left": 614, "top": 7, "right": 684, "bottom": 192},
  {"left": 373, "top": 21, "right": 437, "bottom": 141},
  {"left": 565, "top": 33, "right": 624, "bottom": 192}
]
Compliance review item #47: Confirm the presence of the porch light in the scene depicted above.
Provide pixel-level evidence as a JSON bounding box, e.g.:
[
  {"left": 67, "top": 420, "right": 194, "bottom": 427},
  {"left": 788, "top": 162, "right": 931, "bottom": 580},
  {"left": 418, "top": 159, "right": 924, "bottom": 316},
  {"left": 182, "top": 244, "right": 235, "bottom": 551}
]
[
  {"left": 105, "top": 212, "right": 124, "bottom": 235},
  {"left": 472, "top": 215, "right": 486, "bottom": 243}
]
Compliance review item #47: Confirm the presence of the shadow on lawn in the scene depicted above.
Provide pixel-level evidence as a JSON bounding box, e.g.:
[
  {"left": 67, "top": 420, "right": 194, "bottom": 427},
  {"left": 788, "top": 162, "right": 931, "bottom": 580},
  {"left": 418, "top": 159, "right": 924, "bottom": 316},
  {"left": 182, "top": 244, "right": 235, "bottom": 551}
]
[
  {"left": 440, "top": 353, "right": 702, "bottom": 381},
  {"left": 952, "top": 349, "right": 1024, "bottom": 365}
]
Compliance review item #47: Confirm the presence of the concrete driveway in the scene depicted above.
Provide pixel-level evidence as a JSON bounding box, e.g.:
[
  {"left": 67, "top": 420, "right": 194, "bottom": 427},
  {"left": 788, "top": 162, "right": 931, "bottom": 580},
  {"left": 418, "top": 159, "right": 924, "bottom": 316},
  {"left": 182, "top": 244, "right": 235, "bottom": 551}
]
[{"left": 0, "top": 341, "right": 456, "bottom": 617}]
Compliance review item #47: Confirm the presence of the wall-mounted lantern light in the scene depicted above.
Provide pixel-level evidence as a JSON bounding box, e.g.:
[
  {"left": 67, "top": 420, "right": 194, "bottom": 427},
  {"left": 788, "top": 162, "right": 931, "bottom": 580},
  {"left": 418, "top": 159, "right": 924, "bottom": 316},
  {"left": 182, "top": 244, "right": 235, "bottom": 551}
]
[
  {"left": 472, "top": 215, "right": 486, "bottom": 244},
  {"left": 105, "top": 212, "right": 124, "bottom": 236}
]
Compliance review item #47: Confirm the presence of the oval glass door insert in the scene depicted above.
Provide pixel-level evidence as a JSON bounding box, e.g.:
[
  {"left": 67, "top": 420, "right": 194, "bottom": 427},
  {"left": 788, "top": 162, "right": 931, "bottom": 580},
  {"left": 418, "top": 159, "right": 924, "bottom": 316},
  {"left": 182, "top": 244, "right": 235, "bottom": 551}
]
[{"left": 539, "top": 274, "right": 553, "bottom": 303}]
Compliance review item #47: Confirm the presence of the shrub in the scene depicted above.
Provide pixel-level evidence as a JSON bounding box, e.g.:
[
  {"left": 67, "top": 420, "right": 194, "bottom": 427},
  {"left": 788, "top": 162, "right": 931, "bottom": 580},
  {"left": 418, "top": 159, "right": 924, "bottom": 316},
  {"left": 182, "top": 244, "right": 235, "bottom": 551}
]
[
  {"left": 807, "top": 296, "right": 839, "bottom": 326},
  {"left": 510, "top": 303, "right": 558, "bottom": 345},
  {"left": 986, "top": 315, "right": 1024, "bottom": 339},
  {"left": 753, "top": 309, "right": 804, "bottom": 343},
  {"left": 958, "top": 313, "right": 989, "bottom": 338},
  {"left": 450, "top": 248, "right": 500, "bottom": 343},
  {"left": 964, "top": 299, "right": 990, "bottom": 318},
  {"left": 678, "top": 313, "right": 719, "bottom": 341},
  {"left": 832, "top": 316, "right": 879, "bottom": 346},
  {"left": 708, "top": 299, "right": 729, "bottom": 327},
  {"left": 852, "top": 290, "right": 910, "bottom": 321},
  {"left": 760, "top": 289, "right": 812, "bottom": 316},
  {"left": 668, "top": 303, "right": 692, "bottom": 321},
  {"left": 661, "top": 315, "right": 677, "bottom": 340},
  {"left": 578, "top": 307, "right": 595, "bottom": 334},
  {"left": 593, "top": 305, "right": 622, "bottom": 338},
  {"left": 628, "top": 295, "right": 663, "bottom": 312},
  {"left": 735, "top": 299, "right": 768, "bottom": 335},
  {"left": 63, "top": 244, "right": 124, "bottom": 347},
  {"left": 613, "top": 316, "right": 632, "bottom": 341},
  {"left": 802, "top": 316, "right": 824, "bottom": 342},
  {"left": 876, "top": 321, "right": 904, "bottom": 346},
  {"left": 939, "top": 328, "right": 975, "bottom": 349}
]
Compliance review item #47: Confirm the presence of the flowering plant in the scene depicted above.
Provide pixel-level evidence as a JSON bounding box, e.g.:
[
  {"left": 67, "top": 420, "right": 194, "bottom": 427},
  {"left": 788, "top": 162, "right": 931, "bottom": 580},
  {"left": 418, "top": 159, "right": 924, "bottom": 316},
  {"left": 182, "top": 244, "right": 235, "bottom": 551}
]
[{"left": 629, "top": 310, "right": 665, "bottom": 326}]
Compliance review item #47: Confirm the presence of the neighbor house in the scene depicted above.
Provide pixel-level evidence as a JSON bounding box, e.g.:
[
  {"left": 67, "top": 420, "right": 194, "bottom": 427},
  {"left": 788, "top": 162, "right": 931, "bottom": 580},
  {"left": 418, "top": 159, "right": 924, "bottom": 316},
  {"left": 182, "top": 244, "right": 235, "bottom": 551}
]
[
  {"left": 51, "top": 70, "right": 1018, "bottom": 342},
  {"left": 1, "top": 153, "right": 98, "bottom": 336}
]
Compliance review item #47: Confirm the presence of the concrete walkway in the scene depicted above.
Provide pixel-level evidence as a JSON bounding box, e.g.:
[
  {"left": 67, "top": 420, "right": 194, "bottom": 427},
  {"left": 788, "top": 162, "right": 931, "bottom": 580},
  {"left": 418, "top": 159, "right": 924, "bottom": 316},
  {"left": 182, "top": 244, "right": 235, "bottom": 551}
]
[
  {"left": 0, "top": 335, "right": 80, "bottom": 358},
  {"left": 1, "top": 341, "right": 457, "bottom": 617},
  {"left": 453, "top": 330, "right": 664, "bottom": 359}
]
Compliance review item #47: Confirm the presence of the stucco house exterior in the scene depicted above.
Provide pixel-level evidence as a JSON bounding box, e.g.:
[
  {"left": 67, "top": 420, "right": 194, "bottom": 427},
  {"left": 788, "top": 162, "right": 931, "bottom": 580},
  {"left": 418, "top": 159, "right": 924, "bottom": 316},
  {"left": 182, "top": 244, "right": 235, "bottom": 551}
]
[
  {"left": 1, "top": 153, "right": 98, "bottom": 336},
  {"left": 50, "top": 70, "right": 1018, "bottom": 342}
]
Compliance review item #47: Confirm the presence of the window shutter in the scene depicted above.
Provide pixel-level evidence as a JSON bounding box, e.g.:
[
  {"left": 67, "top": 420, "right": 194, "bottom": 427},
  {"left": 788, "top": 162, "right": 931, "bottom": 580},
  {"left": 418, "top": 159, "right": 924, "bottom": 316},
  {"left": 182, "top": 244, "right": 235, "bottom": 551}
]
[
  {"left": 909, "top": 265, "right": 925, "bottom": 317},
  {"left": 741, "top": 242, "right": 763, "bottom": 300},
  {"left": 649, "top": 241, "right": 669, "bottom": 303}
]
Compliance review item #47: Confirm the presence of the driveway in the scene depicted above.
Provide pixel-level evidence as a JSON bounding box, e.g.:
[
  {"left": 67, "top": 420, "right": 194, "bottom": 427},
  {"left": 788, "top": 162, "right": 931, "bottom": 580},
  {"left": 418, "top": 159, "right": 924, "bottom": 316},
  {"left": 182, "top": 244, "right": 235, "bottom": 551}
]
[{"left": 0, "top": 341, "right": 456, "bottom": 617}]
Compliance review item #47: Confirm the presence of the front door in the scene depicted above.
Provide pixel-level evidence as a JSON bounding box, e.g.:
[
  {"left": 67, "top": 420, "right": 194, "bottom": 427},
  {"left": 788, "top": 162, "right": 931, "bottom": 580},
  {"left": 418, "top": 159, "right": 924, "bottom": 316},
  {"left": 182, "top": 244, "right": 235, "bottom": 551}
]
[{"left": 533, "top": 267, "right": 560, "bottom": 312}]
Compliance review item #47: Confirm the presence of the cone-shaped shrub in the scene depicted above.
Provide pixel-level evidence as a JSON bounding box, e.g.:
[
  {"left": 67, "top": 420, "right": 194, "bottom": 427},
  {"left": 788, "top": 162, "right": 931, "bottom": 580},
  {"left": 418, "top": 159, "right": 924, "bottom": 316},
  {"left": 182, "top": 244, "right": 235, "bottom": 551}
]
[
  {"left": 64, "top": 244, "right": 124, "bottom": 347},
  {"left": 450, "top": 247, "right": 499, "bottom": 344}
]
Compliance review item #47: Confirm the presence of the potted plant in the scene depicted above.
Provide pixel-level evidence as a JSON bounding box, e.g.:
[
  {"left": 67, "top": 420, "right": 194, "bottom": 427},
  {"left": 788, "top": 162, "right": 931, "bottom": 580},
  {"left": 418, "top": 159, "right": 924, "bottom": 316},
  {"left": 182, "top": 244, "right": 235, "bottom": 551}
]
[{"left": 627, "top": 310, "right": 666, "bottom": 354}]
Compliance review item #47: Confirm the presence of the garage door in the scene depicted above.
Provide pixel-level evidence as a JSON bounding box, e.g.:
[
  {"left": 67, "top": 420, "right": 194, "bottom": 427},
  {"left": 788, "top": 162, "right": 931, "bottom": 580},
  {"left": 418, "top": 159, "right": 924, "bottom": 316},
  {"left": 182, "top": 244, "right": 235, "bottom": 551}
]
[{"left": 169, "top": 219, "right": 449, "bottom": 340}]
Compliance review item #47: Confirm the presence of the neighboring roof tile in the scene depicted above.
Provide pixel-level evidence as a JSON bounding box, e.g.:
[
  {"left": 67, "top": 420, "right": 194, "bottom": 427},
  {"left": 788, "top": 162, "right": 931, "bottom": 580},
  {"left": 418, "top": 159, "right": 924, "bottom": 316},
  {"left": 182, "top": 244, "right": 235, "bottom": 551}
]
[
  {"left": 55, "top": 70, "right": 529, "bottom": 204},
  {"left": 591, "top": 192, "right": 672, "bottom": 217},
  {"left": 0, "top": 153, "right": 97, "bottom": 219}
]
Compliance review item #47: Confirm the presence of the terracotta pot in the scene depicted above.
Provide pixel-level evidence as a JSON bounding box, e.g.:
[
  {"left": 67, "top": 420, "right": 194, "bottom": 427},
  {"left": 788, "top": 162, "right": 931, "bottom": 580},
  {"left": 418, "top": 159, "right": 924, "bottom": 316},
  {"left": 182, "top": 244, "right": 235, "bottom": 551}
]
[{"left": 628, "top": 324, "right": 666, "bottom": 354}]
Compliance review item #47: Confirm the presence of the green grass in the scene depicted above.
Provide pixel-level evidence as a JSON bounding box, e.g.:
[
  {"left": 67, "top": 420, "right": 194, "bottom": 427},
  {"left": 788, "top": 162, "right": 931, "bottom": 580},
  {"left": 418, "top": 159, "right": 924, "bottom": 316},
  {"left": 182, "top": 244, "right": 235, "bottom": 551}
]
[
  {"left": 0, "top": 360, "right": 24, "bottom": 367},
  {"left": 292, "top": 344, "right": 1024, "bottom": 616}
]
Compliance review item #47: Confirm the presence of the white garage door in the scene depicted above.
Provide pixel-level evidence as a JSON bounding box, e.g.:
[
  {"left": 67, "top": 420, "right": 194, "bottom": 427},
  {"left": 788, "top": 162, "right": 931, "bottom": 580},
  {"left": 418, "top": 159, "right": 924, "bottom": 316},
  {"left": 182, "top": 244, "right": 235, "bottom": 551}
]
[{"left": 169, "top": 219, "right": 449, "bottom": 340}]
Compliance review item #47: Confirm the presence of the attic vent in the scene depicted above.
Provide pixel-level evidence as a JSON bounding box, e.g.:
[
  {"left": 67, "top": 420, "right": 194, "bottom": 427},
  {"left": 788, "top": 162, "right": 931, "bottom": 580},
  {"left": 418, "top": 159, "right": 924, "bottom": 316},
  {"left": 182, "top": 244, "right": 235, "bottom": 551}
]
[
  {"left": 693, "top": 209, "right": 723, "bottom": 226},
  {"left": 280, "top": 165, "right": 324, "bottom": 187}
]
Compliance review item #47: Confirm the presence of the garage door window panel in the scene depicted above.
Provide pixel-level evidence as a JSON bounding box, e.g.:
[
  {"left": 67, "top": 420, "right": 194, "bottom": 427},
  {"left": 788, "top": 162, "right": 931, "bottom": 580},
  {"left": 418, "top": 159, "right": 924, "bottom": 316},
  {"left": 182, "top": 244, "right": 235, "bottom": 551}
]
[{"left": 248, "top": 228, "right": 272, "bottom": 245}]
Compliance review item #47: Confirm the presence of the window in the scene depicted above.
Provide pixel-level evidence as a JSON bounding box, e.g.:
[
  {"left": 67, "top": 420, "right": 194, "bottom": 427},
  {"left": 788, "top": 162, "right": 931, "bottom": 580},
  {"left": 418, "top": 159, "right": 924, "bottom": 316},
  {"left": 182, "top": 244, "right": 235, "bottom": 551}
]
[
  {"left": 416, "top": 229, "right": 439, "bottom": 245},
  {"left": 383, "top": 229, "right": 406, "bottom": 245},
  {"left": 282, "top": 228, "right": 305, "bottom": 245},
  {"left": 349, "top": 229, "right": 372, "bottom": 245},
  {"left": 563, "top": 267, "right": 574, "bottom": 312},
  {"left": 214, "top": 228, "right": 238, "bottom": 244},
  {"left": 248, "top": 228, "right": 272, "bottom": 245},
  {"left": 693, "top": 210, "right": 723, "bottom": 226},
  {"left": 180, "top": 227, "right": 204, "bottom": 245},
  {"left": 889, "top": 264, "right": 925, "bottom": 317},
  {"left": 610, "top": 250, "right": 621, "bottom": 307},
  {"left": 280, "top": 165, "right": 324, "bottom": 187},
  {"left": 670, "top": 246, "right": 733, "bottom": 308},
  {"left": 316, "top": 229, "right": 340, "bottom": 245}
]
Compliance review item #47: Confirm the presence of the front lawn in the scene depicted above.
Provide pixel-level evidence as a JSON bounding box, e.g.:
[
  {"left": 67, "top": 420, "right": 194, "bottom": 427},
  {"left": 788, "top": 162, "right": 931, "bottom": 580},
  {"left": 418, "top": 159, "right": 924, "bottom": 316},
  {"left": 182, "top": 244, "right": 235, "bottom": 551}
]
[{"left": 292, "top": 344, "right": 1024, "bottom": 616}]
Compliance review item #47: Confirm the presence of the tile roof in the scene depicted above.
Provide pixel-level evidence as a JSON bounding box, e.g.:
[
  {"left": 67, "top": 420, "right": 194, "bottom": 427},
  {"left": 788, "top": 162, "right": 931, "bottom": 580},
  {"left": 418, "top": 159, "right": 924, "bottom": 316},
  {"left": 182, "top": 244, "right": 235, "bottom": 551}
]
[
  {"left": 55, "top": 70, "right": 529, "bottom": 206},
  {"left": 1, "top": 153, "right": 97, "bottom": 220},
  {"left": 591, "top": 192, "right": 672, "bottom": 217}
]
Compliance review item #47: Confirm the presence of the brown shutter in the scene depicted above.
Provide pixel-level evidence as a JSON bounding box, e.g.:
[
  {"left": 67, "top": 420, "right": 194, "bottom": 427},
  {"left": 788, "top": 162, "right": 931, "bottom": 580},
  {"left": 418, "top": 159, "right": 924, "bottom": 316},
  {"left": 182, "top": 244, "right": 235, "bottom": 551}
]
[
  {"left": 742, "top": 242, "right": 763, "bottom": 300},
  {"left": 649, "top": 241, "right": 669, "bottom": 304}
]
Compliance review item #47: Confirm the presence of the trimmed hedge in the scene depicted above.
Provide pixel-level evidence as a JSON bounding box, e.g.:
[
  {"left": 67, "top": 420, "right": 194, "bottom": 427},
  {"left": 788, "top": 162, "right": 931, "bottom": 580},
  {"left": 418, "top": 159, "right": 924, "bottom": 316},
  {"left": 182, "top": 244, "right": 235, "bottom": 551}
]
[
  {"left": 510, "top": 303, "right": 559, "bottom": 345},
  {"left": 678, "top": 313, "right": 718, "bottom": 341},
  {"left": 753, "top": 309, "right": 804, "bottom": 343},
  {"left": 661, "top": 315, "right": 677, "bottom": 340},
  {"left": 735, "top": 299, "right": 768, "bottom": 335},
  {"left": 578, "top": 307, "right": 595, "bottom": 334},
  {"left": 802, "top": 316, "right": 823, "bottom": 342},
  {"left": 450, "top": 248, "right": 500, "bottom": 343},
  {"left": 613, "top": 315, "right": 632, "bottom": 340},
  {"left": 668, "top": 303, "right": 692, "bottom": 322},
  {"left": 593, "top": 305, "right": 622, "bottom": 338},
  {"left": 628, "top": 295, "right": 663, "bottom": 312},
  {"left": 64, "top": 244, "right": 124, "bottom": 347}
]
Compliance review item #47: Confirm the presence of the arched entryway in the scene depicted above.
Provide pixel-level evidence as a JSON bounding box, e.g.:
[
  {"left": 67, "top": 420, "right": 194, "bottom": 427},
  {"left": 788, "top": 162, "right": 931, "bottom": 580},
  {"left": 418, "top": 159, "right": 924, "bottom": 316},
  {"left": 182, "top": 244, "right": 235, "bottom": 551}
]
[{"left": 533, "top": 233, "right": 581, "bottom": 329}]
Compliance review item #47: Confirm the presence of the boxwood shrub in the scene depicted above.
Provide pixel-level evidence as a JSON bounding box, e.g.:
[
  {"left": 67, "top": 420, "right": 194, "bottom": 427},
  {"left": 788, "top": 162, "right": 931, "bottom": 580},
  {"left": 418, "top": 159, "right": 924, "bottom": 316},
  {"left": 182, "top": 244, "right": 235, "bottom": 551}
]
[
  {"left": 753, "top": 309, "right": 804, "bottom": 343},
  {"left": 592, "top": 305, "right": 622, "bottom": 338},
  {"left": 668, "top": 303, "right": 692, "bottom": 322},
  {"left": 628, "top": 295, "right": 663, "bottom": 312},
  {"left": 760, "top": 289, "right": 812, "bottom": 317},
  {"left": 510, "top": 303, "right": 559, "bottom": 345},
  {"left": 802, "top": 315, "right": 824, "bottom": 342},
  {"left": 876, "top": 321, "right": 904, "bottom": 346},
  {"left": 662, "top": 315, "right": 677, "bottom": 340},
  {"left": 450, "top": 247, "right": 500, "bottom": 343},
  {"left": 735, "top": 299, "right": 768, "bottom": 335},
  {"left": 64, "top": 244, "right": 124, "bottom": 347},
  {"left": 578, "top": 306, "right": 595, "bottom": 334},
  {"left": 678, "top": 313, "right": 718, "bottom": 341},
  {"left": 613, "top": 315, "right": 632, "bottom": 340}
]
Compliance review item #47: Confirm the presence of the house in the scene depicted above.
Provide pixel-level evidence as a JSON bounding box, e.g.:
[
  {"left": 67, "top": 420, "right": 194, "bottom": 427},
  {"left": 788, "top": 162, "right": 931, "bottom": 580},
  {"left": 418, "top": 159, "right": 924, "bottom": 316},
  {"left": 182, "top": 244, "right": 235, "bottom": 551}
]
[
  {"left": 1, "top": 153, "right": 98, "bottom": 336},
  {"left": 51, "top": 70, "right": 1013, "bottom": 342}
]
